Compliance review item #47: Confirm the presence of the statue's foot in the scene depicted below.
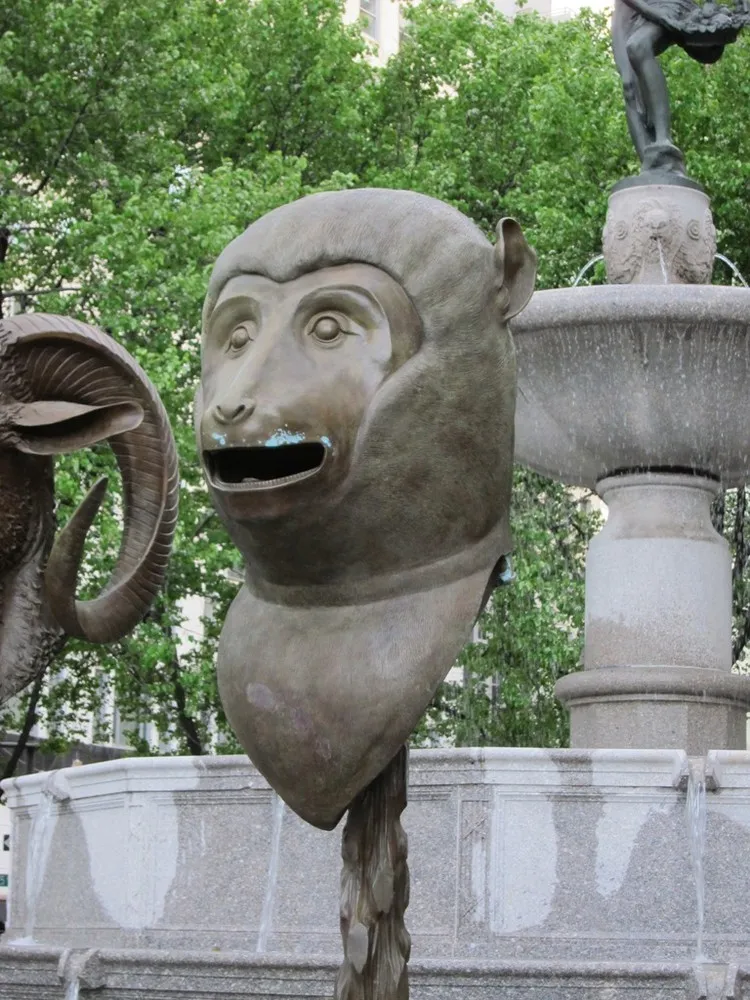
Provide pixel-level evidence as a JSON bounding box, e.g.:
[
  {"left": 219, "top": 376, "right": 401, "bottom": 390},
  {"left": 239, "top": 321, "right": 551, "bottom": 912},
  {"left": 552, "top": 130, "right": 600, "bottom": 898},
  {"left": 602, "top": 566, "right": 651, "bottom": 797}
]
[{"left": 642, "top": 141, "right": 686, "bottom": 175}]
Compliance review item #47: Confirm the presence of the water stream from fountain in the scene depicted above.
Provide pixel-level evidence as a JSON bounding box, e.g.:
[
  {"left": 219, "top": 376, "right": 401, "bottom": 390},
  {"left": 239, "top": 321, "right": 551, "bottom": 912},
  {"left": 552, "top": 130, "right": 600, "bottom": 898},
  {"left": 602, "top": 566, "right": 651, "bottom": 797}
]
[
  {"left": 256, "top": 792, "right": 285, "bottom": 954},
  {"left": 572, "top": 249, "right": 749, "bottom": 291},
  {"left": 572, "top": 254, "right": 604, "bottom": 286},
  {"left": 714, "top": 253, "right": 749, "bottom": 287},
  {"left": 656, "top": 237, "right": 668, "bottom": 283},
  {"left": 64, "top": 978, "right": 80, "bottom": 1000},
  {"left": 685, "top": 759, "right": 708, "bottom": 962},
  {"left": 20, "top": 788, "right": 57, "bottom": 942}
]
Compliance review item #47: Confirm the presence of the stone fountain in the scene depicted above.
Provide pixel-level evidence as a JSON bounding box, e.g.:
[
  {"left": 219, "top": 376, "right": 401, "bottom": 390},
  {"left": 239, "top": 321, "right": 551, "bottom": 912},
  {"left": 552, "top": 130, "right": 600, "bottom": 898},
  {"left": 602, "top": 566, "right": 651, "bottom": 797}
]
[
  {"left": 3, "top": 7, "right": 750, "bottom": 999},
  {"left": 514, "top": 278, "right": 750, "bottom": 753}
]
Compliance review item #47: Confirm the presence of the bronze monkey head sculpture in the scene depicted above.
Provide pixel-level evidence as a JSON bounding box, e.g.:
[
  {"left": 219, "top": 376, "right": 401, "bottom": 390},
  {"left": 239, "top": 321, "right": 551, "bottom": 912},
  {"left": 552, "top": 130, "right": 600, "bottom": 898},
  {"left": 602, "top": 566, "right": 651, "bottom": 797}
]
[
  {"left": 197, "top": 189, "right": 536, "bottom": 828},
  {"left": 0, "top": 313, "right": 179, "bottom": 704}
]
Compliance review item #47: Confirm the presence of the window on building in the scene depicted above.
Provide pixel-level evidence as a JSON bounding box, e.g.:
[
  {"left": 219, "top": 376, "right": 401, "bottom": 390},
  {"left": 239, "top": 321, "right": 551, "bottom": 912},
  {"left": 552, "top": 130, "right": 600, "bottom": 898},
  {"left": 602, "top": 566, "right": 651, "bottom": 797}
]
[
  {"left": 360, "top": 0, "right": 379, "bottom": 41},
  {"left": 2, "top": 834, "right": 9, "bottom": 852}
]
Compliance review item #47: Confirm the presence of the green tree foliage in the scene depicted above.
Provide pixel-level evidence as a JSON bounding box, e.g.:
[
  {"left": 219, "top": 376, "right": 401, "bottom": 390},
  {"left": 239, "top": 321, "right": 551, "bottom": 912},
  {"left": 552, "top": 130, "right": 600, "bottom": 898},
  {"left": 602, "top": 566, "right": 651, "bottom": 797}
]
[
  {"left": 415, "top": 474, "right": 600, "bottom": 750},
  {"left": 2, "top": 0, "right": 749, "bottom": 763}
]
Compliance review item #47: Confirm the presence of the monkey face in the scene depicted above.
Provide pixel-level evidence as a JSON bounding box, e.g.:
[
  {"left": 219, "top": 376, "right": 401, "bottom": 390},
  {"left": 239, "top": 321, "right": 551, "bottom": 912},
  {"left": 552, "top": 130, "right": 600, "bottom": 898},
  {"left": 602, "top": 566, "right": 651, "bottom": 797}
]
[{"left": 199, "top": 263, "right": 421, "bottom": 522}]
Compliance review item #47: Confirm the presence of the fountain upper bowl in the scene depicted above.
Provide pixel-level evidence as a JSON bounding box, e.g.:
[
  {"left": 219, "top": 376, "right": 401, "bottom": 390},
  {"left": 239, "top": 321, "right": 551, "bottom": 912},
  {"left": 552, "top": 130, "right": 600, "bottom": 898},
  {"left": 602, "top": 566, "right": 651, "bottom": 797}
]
[{"left": 511, "top": 284, "right": 750, "bottom": 489}]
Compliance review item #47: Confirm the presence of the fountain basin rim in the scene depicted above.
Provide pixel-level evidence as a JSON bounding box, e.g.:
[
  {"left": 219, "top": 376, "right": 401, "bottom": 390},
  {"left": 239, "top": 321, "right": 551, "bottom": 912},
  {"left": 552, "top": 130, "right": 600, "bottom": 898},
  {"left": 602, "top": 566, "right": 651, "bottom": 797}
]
[
  {"left": 511, "top": 284, "right": 750, "bottom": 489},
  {"left": 0, "top": 942, "right": 707, "bottom": 978},
  {"left": 512, "top": 283, "right": 750, "bottom": 330},
  {"left": 0, "top": 747, "right": 698, "bottom": 806}
]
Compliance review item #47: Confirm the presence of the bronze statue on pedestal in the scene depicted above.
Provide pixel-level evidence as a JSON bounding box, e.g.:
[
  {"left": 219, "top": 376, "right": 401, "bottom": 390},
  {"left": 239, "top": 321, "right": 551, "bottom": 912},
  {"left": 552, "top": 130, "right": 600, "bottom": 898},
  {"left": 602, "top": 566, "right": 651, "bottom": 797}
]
[{"left": 613, "top": 0, "right": 749, "bottom": 175}]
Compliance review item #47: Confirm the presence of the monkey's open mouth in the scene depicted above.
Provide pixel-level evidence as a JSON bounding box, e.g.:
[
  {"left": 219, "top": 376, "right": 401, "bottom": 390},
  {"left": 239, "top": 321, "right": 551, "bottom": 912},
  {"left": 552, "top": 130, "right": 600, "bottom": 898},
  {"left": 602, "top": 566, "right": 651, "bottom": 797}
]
[{"left": 206, "top": 442, "right": 326, "bottom": 490}]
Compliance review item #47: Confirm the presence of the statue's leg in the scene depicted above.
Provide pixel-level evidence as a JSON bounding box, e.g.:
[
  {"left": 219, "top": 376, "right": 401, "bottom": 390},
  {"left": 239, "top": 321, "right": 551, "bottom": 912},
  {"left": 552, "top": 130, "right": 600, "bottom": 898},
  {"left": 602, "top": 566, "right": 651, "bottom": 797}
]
[
  {"left": 335, "top": 745, "right": 410, "bottom": 1000},
  {"left": 611, "top": 4, "right": 652, "bottom": 162},
  {"left": 625, "top": 23, "right": 672, "bottom": 146},
  {"left": 612, "top": 40, "right": 651, "bottom": 161}
]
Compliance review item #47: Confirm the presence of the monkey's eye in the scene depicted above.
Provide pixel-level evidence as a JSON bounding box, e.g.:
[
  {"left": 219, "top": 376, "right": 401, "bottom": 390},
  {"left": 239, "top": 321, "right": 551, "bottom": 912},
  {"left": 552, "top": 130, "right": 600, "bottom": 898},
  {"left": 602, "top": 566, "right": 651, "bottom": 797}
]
[
  {"left": 228, "top": 322, "right": 255, "bottom": 352},
  {"left": 309, "top": 315, "right": 347, "bottom": 345}
]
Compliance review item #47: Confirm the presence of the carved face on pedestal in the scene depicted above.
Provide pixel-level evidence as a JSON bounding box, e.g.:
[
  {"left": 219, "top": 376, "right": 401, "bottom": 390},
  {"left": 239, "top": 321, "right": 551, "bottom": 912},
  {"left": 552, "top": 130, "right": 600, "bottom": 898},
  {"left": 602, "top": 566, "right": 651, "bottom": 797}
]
[{"left": 196, "top": 189, "right": 536, "bottom": 828}]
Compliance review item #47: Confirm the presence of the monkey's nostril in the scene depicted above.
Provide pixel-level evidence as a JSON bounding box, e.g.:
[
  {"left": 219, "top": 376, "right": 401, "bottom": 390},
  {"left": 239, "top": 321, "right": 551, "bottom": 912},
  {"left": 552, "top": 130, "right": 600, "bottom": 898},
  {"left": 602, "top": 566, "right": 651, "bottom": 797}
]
[{"left": 214, "top": 400, "right": 256, "bottom": 425}]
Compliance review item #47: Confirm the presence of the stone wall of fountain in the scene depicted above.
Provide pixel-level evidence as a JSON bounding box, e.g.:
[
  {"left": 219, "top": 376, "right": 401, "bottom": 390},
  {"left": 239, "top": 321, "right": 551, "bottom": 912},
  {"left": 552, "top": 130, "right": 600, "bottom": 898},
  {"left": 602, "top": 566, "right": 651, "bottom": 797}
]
[{"left": 3, "top": 747, "right": 750, "bottom": 997}]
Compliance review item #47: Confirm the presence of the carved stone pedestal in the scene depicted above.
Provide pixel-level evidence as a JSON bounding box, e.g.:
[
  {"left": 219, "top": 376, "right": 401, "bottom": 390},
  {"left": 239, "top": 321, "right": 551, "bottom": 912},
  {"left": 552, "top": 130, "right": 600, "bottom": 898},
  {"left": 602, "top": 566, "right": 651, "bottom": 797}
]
[
  {"left": 557, "top": 472, "right": 750, "bottom": 754},
  {"left": 603, "top": 183, "right": 716, "bottom": 285}
]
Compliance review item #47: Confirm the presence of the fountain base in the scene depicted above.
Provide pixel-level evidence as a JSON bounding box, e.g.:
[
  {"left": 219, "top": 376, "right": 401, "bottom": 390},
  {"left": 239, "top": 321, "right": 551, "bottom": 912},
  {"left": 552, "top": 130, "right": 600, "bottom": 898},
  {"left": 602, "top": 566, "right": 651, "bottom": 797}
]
[
  {"left": 557, "top": 665, "right": 750, "bottom": 753},
  {"left": 0, "top": 948, "right": 735, "bottom": 999},
  {"left": 4, "top": 749, "right": 750, "bottom": 998}
]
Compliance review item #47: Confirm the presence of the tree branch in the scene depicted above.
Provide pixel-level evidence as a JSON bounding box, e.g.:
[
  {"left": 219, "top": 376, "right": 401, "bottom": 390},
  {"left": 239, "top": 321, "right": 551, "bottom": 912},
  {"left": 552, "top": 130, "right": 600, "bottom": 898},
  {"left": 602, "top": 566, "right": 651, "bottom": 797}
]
[
  {"left": 1, "top": 668, "right": 47, "bottom": 784},
  {"left": 192, "top": 510, "right": 216, "bottom": 539},
  {"left": 1, "top": 287, "right": 84, "bottom": 300},
  {"left": 31, "top": 97, "right": 95, "bottom": 197},
  {"left": 733, "top": 488, "right": 747, "bottom": 595},
  {"left": 168, "top": 656, "right": 204, "bottom": 755},
  {"left": 154, "top": 599, "right": 205, "bottom": 755},
  {"left": 29, "top": 21, "right": 134, "bottom": 198},
  {"left": 711, "top": 490, "right": 726, "bottom": 535},
  {"left": 0, "top": 225, "right": 9, "bottom": 318}
]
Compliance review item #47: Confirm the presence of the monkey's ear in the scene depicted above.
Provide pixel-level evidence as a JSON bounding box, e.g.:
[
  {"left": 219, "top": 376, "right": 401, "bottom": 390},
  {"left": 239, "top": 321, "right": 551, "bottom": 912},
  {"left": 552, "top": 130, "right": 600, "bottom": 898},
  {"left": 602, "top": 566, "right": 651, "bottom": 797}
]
[{"left": 494, "top": 218, "right": 537, "bottom": 320}]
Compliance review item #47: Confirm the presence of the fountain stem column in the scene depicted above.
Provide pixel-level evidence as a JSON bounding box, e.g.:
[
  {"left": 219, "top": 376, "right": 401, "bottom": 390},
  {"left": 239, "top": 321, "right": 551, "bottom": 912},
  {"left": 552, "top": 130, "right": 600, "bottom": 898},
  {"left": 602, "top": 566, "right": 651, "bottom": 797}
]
[{"left": 556, "top": 472, "right": 750, "bottom": 754}]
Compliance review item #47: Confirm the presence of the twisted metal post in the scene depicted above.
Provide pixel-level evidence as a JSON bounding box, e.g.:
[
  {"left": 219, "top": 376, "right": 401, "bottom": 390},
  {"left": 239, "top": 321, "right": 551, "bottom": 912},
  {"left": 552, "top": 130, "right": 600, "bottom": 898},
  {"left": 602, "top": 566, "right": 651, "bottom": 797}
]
[{"left": 335, "top": 745, "right": 410, "bottom": 1000}]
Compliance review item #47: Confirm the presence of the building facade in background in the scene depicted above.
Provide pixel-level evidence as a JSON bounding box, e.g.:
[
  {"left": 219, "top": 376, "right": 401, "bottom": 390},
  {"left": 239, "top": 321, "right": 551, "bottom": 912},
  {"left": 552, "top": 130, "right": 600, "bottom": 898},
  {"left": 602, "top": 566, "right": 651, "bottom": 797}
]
[{"left": 344, "top": 0, "right": 556, "bottom": 64}]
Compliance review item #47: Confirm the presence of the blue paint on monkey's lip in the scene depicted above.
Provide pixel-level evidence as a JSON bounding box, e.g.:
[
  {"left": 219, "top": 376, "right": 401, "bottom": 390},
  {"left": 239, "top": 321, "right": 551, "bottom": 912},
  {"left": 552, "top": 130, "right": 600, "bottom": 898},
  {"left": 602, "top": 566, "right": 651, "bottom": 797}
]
[
  {"left": 204, "top": 439, "right": 329, "bottom": 492},
  {"left": 264, "top": 429, "right": 306, "bottom": 448}
]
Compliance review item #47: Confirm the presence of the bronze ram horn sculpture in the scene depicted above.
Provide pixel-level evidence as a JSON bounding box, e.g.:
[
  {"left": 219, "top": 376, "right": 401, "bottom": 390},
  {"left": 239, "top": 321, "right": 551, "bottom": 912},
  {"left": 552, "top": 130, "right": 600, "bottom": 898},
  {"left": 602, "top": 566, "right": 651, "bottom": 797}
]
[{"left": 0, "top": 312, "right": 179, "bottom": 705}]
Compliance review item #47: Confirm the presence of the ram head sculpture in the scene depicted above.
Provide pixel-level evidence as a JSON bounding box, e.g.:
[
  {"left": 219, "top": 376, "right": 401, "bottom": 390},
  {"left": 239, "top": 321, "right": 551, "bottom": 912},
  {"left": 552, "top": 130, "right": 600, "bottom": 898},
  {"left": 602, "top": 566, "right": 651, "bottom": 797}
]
[
  {"left": 197, "top": 188, "right": 536, "bottom": 829},
  {"left": 0, "top": 312, "right": 179, "bottom": 705}
]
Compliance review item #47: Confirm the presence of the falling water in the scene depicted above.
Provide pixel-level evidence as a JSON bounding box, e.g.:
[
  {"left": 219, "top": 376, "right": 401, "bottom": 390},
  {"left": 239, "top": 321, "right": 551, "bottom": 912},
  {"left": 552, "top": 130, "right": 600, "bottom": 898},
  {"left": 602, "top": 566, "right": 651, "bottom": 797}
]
[
  {"left": 64, "top": 978, "right": 80, "bottom": 1000},
  {"left": 256, "top": 792, "right": 285, "bottom": 954},
  {"left": 714, "top": 253, "right": 749, "bottom": 287},
  {"left": 23, "top": 791, "right": 56, "bottom": 940},
  {"left": 656, "top": 238, "right": 669, "bottom": 284},
  {"left": 17, "top": 772, "right": 70, "bottom": 943},
  {"left": 572, "top": 254, "right": 604, "bottom": 286},
  {"left": 685, "top": 759, "right": 708, "bottom": 962}
]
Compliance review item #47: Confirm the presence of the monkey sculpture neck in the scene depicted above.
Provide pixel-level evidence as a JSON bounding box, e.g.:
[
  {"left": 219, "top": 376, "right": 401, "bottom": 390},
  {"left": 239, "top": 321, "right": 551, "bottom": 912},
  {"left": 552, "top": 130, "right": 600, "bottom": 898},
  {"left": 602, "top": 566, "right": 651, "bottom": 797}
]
[{"left": 217, "top": 557, "right": 497, "bottom": 829}]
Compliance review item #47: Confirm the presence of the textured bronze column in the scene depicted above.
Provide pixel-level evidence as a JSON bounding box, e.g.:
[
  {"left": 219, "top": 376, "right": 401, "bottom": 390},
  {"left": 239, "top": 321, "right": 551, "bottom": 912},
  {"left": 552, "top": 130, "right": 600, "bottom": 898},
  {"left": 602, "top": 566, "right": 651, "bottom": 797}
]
[{"left": 336, "top": 745, "right": 410, "bottom": 1000}]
